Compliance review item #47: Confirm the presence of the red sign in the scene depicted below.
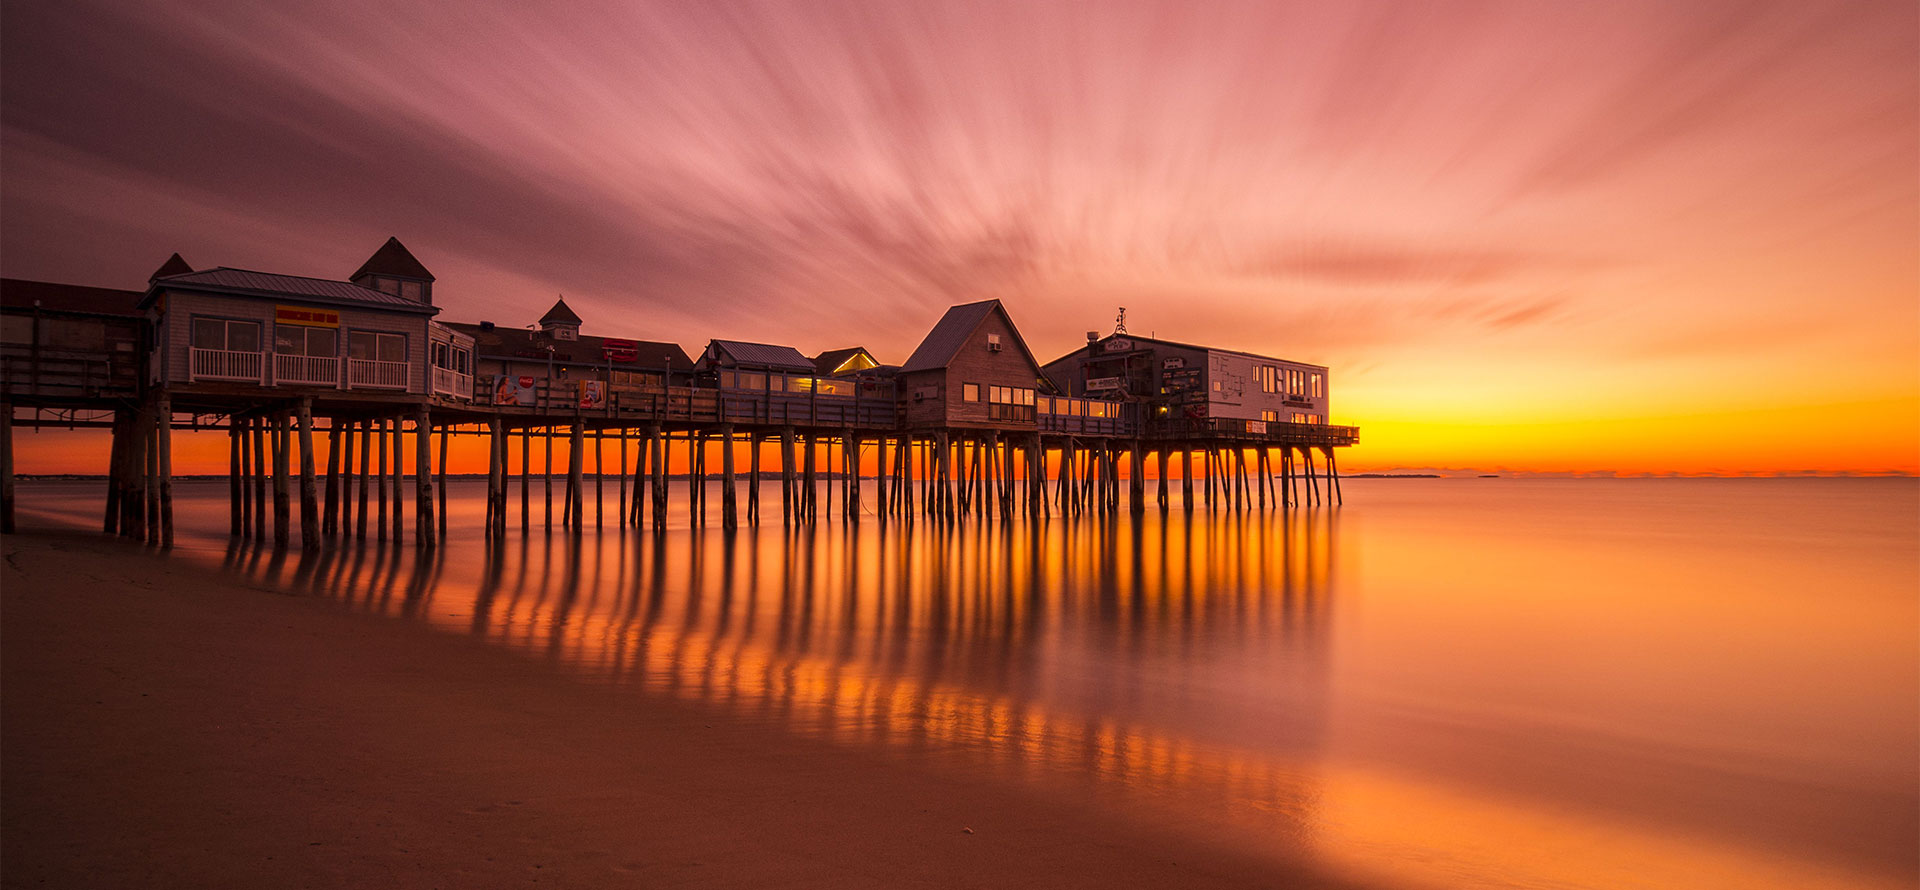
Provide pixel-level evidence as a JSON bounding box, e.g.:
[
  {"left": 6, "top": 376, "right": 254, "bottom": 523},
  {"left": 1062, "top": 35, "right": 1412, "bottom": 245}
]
[
  {"left": 601, "top": 338, "right": 637, "bottom": 363},
  {"left": 275, "top": 305, "right": 340, "bottom": 327}
]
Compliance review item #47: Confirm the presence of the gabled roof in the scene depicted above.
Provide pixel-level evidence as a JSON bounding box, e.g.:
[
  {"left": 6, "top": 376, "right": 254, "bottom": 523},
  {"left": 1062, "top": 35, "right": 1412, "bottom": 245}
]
[
  {"left": 539, "top": 297, "right": 582, "bottom": 326},
  {"left": 443, "top": 322, "right": 695, "bottom": 371},
  {"left": 350, "top": 236, "right": 434, "bottom": 282},
  {"left": 141, "top": 267, "right": 439, "bottom": 315},
  {"left": 1, "top": 278, "right": 145, "bottom": 318},
  {"left": 1043, "top": 333, "right": 1328, "bottom": 372},
  {"left": 813, "top": 346, "right": 877, "bottom": 375},
  {"left": 150, "top": 253, "right": 192, "bottom": 281},
  {"left": 707, "top": 339, "right": 814, "bottom": 372},
  {"left": 900, "top": 299, "right": 1043, "bottom": 374}
]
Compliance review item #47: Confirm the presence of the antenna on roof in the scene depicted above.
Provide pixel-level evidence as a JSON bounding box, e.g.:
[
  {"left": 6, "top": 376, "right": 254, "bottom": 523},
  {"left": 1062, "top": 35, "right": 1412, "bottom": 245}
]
[{"left": 1113, "top": 306, "right": 1128, "bottom": 336}]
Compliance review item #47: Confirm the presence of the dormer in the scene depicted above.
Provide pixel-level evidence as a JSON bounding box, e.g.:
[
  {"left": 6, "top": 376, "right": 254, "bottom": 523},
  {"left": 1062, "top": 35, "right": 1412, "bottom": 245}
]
[
  {"left": 349, "top": 236, "right": 435, "bottom": 305},
  {"left": 539, "top": 297, "right": 582, "bottom": 341},
  {"left": 149, "top": 252, "right": 193, "bottom": 283}
]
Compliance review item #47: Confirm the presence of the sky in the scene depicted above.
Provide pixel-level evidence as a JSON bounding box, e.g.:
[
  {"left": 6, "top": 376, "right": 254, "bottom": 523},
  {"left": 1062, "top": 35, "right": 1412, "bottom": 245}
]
[{"left": 3, "top": 0, "right": 1915, "bottom": 474}]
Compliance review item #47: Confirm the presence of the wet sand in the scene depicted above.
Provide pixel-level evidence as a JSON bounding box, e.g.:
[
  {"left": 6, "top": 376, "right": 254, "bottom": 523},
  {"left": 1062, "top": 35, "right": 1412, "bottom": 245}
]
[{"left": 1, "top": 528, "right": 1359, "bottom": 889}]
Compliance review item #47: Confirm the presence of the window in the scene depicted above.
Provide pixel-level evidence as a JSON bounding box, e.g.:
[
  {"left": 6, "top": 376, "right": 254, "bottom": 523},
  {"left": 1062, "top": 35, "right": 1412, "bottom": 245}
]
[
  {"left": 400, "top": 281, "right": 423, "bottom": 302},
  {"left": 962, "top": 383, "right": 980, "bottom": 402},
  {"left": 987, "top": 385, "right": 1035, "bottom": 421},
  {"left": 738, "top": 372, "right": 765, "bottom": 391},
  {"left": 1286, "top": 369, "right": 1305, "bottom": 396},
  {"left": 788, "top": 376, "right": 814, "bottom": 393},
  {"left": 275, "top": 324, "right": 336, "bottom": 357},
  {"left": 350, "top": 331, "right": 406, "bottom": 363},
  {"left": 1310, "top": 373, "right": 1323, "bottom": 398},
  {"left": 816, "top": 379, "right": 852, "bottom": 397},
  {"left": 1259, "top": 366, "right": 1278, "bottom": 393},
  {"left": 455, "top": 347, "right": 470, "bottom": 374},
  {"left": 1261, "top": 410, "right": 1278, "bottom": 422},
  {"left": 374, "top": 278, "right": 400, "bottom": 297},
  {"left": 1038, "top": 397, "right": 1054, "bottom": 415},
  {"left": 192, "top": 318, "right": 261, "bottom": 352}
]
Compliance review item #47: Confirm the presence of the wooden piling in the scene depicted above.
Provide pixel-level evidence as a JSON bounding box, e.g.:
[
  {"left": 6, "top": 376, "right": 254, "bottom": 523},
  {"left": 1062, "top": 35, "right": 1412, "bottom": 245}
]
[
  {"left": 389, "top": 416, "right": 405, "bottom": 542},
  {"left": 593, "top": 428, "right": 604, "bottom": 529},
  {"left": 618, "top": 427, "right": 629, "bottom": 527},
  {"left": 323, "top": 421, "right": 341, "bottom": 535},
  {"left": 720, "top": 424, "right": 738, "bottom": 530},
  {"left": 568, "top": 424, "right": 585, "bottom": 531},
  {"left": 544, "top": 423, "right": 554, "bottom": 528},
  {"left": 650, "top": 424, "right": 666, "bottom": 530},
  {"left": 440, "top": 426, "right": 451, "bottom": 538},
  {"left": 271, "top": 411, "right": 291, "bottom": 548},
  {"left": 227, "top": 419, "right": 242, "bottom": 538},
  {"left": 297, "top": 399, "right": 318, "bottom": 551},
  {"left": 417, "top": 407, "right": 435, "bottom": 547},
  {"left": 0, "top": 400, "right": 13, "bottom": 535},
  {"left": 747, "top": 433, "right": 761, "bottom": 524},
  {"left": 354, "top": 420, "right": 371, "bottom": 540},
  {"left": 375, "top": 419, "right": 389, "bottom": 541}
]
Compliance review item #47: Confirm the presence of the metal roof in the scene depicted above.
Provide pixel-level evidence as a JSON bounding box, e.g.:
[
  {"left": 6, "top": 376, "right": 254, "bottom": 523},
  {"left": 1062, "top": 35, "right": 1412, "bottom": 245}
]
[
  {"left": 146, "top": 267, "right": 438, "bottom": 314},
  {"left": 899, "top": 299, "right": 1044, "bottom": 375},
  {"left": 1, "top": 278, "right": 144, "bottom": 317},
  {"left": 441, "top": 322, "right": 695, "bottom": 371},
  {"left": 708, "top": 339, "right": 814, "bottom": 371}
]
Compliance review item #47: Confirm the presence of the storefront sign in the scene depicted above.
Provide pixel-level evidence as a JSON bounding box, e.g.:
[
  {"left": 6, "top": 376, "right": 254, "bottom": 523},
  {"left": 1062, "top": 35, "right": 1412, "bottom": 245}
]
[
  {"left": 1086, "top": 375, "right": 1124, "bottom": 391},
  {"left": 275, "top": 305, "right": 339, "bottom": 327}
]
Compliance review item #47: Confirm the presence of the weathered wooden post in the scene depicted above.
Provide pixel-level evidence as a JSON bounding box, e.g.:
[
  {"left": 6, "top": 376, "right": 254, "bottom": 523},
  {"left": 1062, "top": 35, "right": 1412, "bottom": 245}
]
[
  {"left": 618, "top": 426, "right": 629, "bottom": 527},
  {"left": 297, "top": 398, "right": 318, "bottom": 551},
  {"left": 747, "top": 433, "right": 761, "bottom": 524},
  {"left": 389, "top": 416, "right": 405, "bottom": 542},
  {"left": 440, "top": 426, "right": 451, "bottom": 538},
  {"left": 800, "top": 433, "right": 816, "bottom": 522},
  {"left": 650, "top": 423, "right": 666, "bottom": 530},
  {"left": 374, "top": 418, "right": 389, "bottom": 541},
  {"left": 323, "top": 421, "right": 341, "bottom": 534},
  {"left": 1129, "top": 440, "right": 1146, "bottom": 514},
  {"left": 339, "top": 420, "right": 354, "bottom": 535},
  {"left": 227, "top": 418, "right": 242, "bottom": 537},
  {"left": 720, "top": 423, "right": 738, "bottom": 530},
  {"left": 593, "top": 427, "right": 604, "bottom": 528},
  {"left": 568, "top": 423, "right": 585, "bottom": 533},
  {"left": 845, "top": 427, "right": 859, "bottom": 522},
  {"left": 1180, "top": 447, "right": 1193, "bottom": 511},
  {"left": 271, "top": 411, "right": 291, "bottom": 548},
  {"left": 250, "top": 417, "right": 266, "bottom": 540},
  {"left": 1156, "top": 448, "right": 1168, "bottom": 510},
  {"left": 355, "top": 420, "right": 371, "bottom": 540},
  {"left": 0, "top": 400, "right": 13, "bottom": 535},
  {"left": 143, "top": 400, "right": 159, "bottom": 545},
  {"left": 105, "top": 412, "right": 126, "bottom": 535},
  {"left": 544, "top": 423, "right": 555, "bottom": 528},
  {"left": 417, "top": 406, "right": 435, "bottom": 548},
  {"left": 1326, "top": 446, "right": 1343, "bottom": 506}
]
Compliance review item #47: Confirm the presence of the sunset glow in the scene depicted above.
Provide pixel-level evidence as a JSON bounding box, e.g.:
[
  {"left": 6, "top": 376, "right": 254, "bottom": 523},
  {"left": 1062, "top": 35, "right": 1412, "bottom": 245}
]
[{"left": 4, "top": 0, "right": 1915, "bottom": 476}]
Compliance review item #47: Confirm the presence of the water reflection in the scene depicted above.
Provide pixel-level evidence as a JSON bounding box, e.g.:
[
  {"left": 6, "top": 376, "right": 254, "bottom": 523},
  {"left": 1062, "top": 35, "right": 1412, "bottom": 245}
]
[{"left": 216, "top": 496, "right": 1341, "bottom": 832}]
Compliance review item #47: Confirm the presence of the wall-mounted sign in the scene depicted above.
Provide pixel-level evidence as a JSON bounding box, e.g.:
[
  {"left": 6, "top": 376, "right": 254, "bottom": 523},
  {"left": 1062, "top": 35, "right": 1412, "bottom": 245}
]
[
  {"left": 1086, "top": 376, "right": 1124, "bottom": 391},
  {"left": 1161, "top": 356, "right": 1184, "bottom": 369},
  {"left": 1102, "top": 338, "right": 1133, "bottom": 352},
  {"left": 493, "top": 375, "right": 537, "bottom": 406},
  {"left": 577, "top": 379, "right": 605, "bottom": 410},
  {"left": 602, "top": 338, "right": 637, "bottom": 363},
  {"left": 275, "top": 305, "right": 339, "bottom": 327}
]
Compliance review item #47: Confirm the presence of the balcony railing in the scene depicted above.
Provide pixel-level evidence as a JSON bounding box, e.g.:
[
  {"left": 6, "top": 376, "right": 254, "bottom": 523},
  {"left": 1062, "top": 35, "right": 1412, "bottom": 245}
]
[
  {"left": 431, "top": 366, "right": 473, "bottom": 400},
  {"left": 190, "top": 347, "right": 265, "bottom": 383},
  {"left": 347, "top": 358, "right": 409, "bottom": 390},
  {"left": 273, "top": 353, "right": 340, "bottom": 386}
]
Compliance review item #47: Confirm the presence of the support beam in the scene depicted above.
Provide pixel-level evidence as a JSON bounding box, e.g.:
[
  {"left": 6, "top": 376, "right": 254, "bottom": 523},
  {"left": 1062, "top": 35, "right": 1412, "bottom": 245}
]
[{"left": 297, "top": 398, "right": 318, "bottom": 551}]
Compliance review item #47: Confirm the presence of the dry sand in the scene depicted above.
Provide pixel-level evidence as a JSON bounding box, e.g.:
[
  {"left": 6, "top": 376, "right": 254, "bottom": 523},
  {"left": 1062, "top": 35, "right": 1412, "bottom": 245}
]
[{"left": 2, "top": 528, "right": 1359, "bottom": 889}]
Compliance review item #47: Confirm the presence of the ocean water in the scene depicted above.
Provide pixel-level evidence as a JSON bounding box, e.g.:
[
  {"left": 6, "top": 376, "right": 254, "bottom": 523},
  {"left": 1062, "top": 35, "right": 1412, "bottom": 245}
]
[{"left": 14, "top": 477, "right": 1918, "bottom": 889}]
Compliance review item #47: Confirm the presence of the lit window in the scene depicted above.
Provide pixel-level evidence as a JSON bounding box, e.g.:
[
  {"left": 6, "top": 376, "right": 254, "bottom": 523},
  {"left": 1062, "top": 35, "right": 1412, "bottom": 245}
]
[
  {"left": 1310, "top": 373, "right": 1323, "bottom": 398},
  {"left": 963, "top": 383, "right": 979, "bottom": 402}
]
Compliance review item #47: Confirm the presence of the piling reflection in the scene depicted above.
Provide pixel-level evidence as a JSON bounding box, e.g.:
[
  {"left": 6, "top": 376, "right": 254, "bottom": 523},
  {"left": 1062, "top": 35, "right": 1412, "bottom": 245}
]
[{"left": 216, "top": 498, "right": 1341, "bottom": 830}]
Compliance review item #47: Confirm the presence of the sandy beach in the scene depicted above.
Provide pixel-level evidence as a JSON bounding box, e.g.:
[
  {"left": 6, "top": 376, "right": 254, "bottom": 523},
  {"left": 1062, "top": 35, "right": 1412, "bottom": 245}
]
[{"left": 1, "top": 527, "right": 1357, "bottom": 889}]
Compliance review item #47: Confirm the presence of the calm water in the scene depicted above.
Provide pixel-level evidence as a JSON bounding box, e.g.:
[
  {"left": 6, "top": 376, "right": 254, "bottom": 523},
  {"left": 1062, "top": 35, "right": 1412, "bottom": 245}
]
[{"left": 15, "top": 477, "right": 1919, "bottom": 889}]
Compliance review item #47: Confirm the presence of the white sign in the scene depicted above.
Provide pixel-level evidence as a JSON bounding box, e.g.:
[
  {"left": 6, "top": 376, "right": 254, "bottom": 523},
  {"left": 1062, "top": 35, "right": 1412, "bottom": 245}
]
[
  {"left": 1102, "top": 338, "right": 1133, "bottom": 352},
  {"left": 1086, "top": 376, "right": 1123, "bottom": 391}
]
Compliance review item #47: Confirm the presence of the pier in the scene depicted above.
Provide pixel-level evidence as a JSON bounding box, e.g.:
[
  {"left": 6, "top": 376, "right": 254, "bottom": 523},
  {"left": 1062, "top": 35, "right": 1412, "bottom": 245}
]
[{"left": 0, "top": 240, "right": 1358, "bottom": 545}]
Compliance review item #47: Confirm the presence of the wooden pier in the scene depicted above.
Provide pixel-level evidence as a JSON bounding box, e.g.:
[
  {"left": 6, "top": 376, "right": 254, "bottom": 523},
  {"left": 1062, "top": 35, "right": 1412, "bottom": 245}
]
[{"left": 0, "top": 248, "right": 1358, "bottom": 546}]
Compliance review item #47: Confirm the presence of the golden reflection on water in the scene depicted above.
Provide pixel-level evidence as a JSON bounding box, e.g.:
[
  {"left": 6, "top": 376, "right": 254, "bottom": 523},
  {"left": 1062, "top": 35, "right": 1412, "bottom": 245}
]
[
  {"left": 25, "top": 477, "right": 1909, "bottom": 890},
  {"left": 219, "top": 499, "right": 1342, "bottom": 842}
]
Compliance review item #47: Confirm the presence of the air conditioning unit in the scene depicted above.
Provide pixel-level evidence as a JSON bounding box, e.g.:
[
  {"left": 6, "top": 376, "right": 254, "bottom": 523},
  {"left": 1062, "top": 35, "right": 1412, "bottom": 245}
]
[
  {"left": 987, "top": 342, "right": 1002, "bottom": 352},
  {"left": 987, "top": 334, "right": 1002, "bottom": 352}
]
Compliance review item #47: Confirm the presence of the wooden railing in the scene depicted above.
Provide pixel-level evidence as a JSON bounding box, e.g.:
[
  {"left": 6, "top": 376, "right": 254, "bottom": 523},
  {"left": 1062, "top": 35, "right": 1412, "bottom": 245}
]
[
  {"left": 190, "top": 348, "right": 265, "bottom": 383},
  {"left": 0, "top": 348, "right": 140, "bottom": 399},
  {"left": 347, "top": 359, "right": 409, "bottom": 390},
  {"left": 272, "top": 353, "right": 339, "bottom": 386},
  {"left": 431, "top": 366, "right": 473, "bottom": 400},
  {"left": 1148, "top": 417, "right": 1360, "bottom": 446}
]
